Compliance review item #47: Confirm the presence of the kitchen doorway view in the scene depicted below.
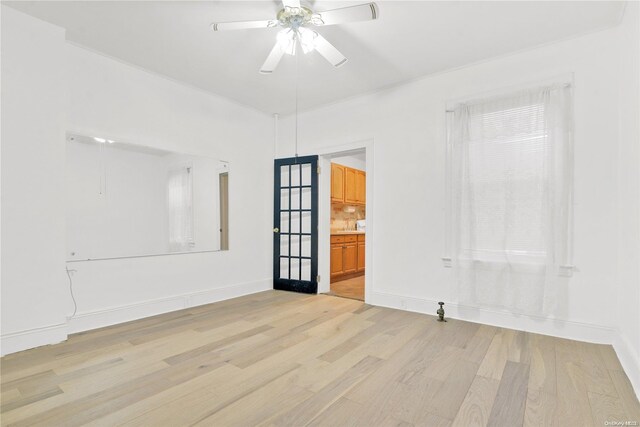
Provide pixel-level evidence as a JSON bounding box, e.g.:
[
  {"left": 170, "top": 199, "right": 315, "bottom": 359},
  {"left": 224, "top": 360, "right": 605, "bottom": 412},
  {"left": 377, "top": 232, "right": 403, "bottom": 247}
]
[{"left": 327, "top": 150, "right": 366, "bottom": 301}]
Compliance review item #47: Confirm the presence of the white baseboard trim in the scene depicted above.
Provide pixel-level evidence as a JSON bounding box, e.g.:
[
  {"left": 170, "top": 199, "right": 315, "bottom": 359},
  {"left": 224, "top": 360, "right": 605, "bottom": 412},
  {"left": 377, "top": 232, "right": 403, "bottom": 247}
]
[
  {"left": 613, "top": 332, "right": 640, "bottom": 400},
  {"left": 369, "top": 290, "right": 640, "bottom": 399},
  {"left": 1, "top": 278, "right": 271, "bottom": 356},
  {"left": 67, "top": 278, "right": 272, "bottom": 334},
  {"left": 1, "top": 323, "right": 68, "bottom": 356},
  {"left": 369, "top": 291, "right": 616, "bottom": 342}
]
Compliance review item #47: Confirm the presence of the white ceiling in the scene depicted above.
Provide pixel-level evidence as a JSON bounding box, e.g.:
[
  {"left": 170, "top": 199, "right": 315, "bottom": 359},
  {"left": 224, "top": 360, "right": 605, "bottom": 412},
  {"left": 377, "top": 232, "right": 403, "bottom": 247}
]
[{"left": 6, "top": 1, "right": 625, "bottom": 114}]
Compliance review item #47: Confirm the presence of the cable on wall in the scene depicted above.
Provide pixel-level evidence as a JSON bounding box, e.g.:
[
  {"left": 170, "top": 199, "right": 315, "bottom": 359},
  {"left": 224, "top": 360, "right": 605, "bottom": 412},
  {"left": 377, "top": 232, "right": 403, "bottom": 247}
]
[{"left": 66, "top": 266, "right": 78, "bottom": 318}]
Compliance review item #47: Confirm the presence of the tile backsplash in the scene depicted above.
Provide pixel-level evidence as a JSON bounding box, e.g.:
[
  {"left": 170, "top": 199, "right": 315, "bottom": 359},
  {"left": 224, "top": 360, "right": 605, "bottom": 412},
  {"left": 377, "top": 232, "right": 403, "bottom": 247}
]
[{"left": 331, "top": 203, "right": 365, "bottom": 231}]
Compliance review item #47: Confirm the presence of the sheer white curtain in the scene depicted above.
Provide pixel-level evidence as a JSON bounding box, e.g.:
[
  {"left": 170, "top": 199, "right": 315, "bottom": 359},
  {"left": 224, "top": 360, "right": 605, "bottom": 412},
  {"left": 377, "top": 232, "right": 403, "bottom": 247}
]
[
  {"left": 448, "top": 84, "right": 573, "bottom": 314},
  {"left": 167, "top": 166, "right": 194, "bottom": 252}
]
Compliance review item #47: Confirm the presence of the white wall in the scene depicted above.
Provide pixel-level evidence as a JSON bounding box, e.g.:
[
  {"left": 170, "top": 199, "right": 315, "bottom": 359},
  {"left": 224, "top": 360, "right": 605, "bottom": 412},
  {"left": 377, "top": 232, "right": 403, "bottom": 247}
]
[
  {"left": 63, "top": 44, "right": 274, "bottom": 334},
  {"left": 277, "top": 21, "right": 640, "bottom": 392},
  {"left": 1, "top": 6, "right": 69, "bottom": 353},
  {"left": 615, "top": 1, "right": 640, "bottom": 396},
  {"left": 1, "top": 7, "right": 274, "bottom": 353}
]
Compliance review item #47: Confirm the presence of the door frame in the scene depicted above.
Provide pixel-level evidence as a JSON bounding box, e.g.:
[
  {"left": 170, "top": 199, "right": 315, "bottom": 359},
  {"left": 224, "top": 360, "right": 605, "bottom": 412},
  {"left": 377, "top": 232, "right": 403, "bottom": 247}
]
[{"left": 297, "top": 139, "right": 374, "bottom": 304}]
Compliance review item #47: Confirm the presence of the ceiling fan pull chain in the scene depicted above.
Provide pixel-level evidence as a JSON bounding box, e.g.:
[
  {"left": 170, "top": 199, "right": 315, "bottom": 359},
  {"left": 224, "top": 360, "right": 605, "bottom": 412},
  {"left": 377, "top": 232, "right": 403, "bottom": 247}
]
[{"left": 295, "top": 51, "right": 299, "bottom": 159}]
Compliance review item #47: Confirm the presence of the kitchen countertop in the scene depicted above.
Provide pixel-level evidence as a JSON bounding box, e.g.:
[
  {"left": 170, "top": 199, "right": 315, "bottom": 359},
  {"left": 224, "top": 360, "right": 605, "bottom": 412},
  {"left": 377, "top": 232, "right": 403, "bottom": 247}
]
[{"left": 331, "top": 230, "right": 365, "bottom": 235}]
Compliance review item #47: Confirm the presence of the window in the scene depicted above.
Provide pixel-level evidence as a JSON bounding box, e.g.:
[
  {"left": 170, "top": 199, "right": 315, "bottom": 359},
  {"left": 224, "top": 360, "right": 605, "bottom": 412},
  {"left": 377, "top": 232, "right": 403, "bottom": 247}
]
[
  {"left": 446, "top": 84, "right": 573, "bottom": 314},
  {"left": 167, "top": 165, "right": 194, "bottom": 252}
]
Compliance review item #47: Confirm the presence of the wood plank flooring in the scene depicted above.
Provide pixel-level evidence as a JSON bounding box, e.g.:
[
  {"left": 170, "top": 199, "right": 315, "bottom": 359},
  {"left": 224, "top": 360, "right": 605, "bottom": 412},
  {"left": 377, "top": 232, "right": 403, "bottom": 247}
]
[
  {"left": 1, "top": 291, "right": 639, "bottom": 426},
  {"left": 329, "top": 275, "right": 365, "bottom": 301}
]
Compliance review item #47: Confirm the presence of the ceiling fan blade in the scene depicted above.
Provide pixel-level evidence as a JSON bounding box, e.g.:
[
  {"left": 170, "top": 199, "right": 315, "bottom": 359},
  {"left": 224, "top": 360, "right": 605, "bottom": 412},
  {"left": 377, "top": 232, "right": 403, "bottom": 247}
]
[
  {"left": 315, "top": 2, "right": 379, "bottom": 26},
  {"left": 313, "top": 34, "right": 347, "bottom": 68},
  {"left": 259, "top": 42, "right": 286, "bottom": 74},
  {"left": 282, "top": 0, "right": 301, "bottom": 9},
  {"left": 211, "top": 19, "right": 276, "bottom": 31}
]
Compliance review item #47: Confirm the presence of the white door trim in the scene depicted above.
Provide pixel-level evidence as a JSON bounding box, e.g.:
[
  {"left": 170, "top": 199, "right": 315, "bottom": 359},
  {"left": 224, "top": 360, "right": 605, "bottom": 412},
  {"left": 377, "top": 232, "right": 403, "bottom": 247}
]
[{"left": 296, "top": 139, "right": 374, "bottom": 303}]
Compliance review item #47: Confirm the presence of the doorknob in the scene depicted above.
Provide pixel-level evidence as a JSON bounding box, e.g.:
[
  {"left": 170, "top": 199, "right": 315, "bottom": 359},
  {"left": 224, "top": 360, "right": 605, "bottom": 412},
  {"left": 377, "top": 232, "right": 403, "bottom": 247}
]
[{"left": 273, "top": 228, "right": 279, "bottom": 233}]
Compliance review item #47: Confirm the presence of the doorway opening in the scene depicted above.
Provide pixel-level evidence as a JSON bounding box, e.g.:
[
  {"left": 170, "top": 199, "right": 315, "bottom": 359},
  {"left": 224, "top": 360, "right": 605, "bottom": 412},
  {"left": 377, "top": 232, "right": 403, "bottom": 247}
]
[
  {"left": 323, "top": 149, "right": 367, "bottom": 301},
  {"left": 273, "top": 141, "right": 372, "bottom": 301}
]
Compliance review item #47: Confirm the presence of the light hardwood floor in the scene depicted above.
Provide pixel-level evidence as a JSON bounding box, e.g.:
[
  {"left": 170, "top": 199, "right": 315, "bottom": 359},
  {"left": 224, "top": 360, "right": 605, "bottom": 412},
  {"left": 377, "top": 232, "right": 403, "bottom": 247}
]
[
  {"left": 329, "top": 275, "right": 365, "bottom": 301},
  {"left": 1, "top": 291, "right": 639, "bottom": 426}
]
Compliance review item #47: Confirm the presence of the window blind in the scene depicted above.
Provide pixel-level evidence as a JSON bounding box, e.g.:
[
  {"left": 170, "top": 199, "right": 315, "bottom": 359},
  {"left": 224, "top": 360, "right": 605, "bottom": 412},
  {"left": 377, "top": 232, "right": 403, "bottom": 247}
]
[{"left": 461, "top": 102, "right": 548, "bottom": 259}]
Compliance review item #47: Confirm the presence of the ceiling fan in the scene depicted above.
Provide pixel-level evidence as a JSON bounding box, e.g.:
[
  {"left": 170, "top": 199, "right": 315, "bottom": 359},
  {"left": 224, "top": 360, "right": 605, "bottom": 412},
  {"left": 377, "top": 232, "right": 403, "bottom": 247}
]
[{"left": 211, "top": 0, "right": 379, "bottom": 74}]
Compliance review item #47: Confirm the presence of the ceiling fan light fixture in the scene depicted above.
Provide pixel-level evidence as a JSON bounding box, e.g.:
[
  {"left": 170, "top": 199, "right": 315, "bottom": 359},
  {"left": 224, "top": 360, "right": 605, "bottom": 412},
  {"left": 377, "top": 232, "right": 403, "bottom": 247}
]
[
  {"left": 277, "top": 27, "right": 317, "bottom": 56},
  {"left": 212, "top": 1, "right": 378, "bottom": 73},
  {"left": 277, "top": 29, "right": 297, "bottom": 55},
  {"left": 277, "top": 6, "right": 313, "bottom": 28},
  {"left": 298, "top": 27, "right": 317, "bottom": 54}
]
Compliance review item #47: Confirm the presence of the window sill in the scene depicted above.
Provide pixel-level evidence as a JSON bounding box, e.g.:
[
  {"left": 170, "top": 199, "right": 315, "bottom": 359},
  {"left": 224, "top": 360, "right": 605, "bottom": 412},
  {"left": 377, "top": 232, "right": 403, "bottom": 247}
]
[{"left": 442, "top": 257, "right": 575, "bottom": 277}]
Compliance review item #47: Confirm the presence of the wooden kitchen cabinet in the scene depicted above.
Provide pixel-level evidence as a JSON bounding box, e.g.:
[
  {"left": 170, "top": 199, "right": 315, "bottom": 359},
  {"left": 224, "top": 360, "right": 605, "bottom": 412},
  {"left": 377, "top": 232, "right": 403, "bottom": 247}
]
[
  {"left": 344, "top": 242, "right": 358, "bottom": 274},
  {"left": 331, "top": 164, "right": 345, "bottom": 203},
  {"left": 344, "top": 167, "right": 358, "bottom": 204},
  {"left": 330, "top": 234, "right": 365, "bottom": 281},
  {"left": 330, "top": 244, "right": 344, "bottom": 277},
  {"left": 357, "top": 235, "right": 365, "bottom": 272},
  {"left": 331, "top": 163, "right": 365, "bottom": 205},
  {"left": 355, "top": 170, "right": 366, "bottom": 204}
]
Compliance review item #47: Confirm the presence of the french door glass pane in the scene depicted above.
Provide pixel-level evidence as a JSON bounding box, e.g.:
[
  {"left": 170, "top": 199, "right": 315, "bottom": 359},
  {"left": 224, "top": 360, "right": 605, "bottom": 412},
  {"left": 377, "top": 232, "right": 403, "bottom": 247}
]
[
  {"left": 280, "top": 212, "right": 289, "bottom": 233},
  {"left": 280, "top": 257, "right": 289, "bottom": 279},
  {"left": 302, "top": 188, "right": 312, "bottom": 209},
  {"left": 290, "top": 235, "right": 300, "bottom": 257},
  {"left": 281, "top": 189, "right": 289, "bottom": 210},
  {"left": 280, "top": 235, "right": 289, "bottom": 256},
  {"left": 301, "top": 235, "right": 311, "bottom": 257},
  {"left": 290, "top": 211, "right": 300, "bottom": 234},
  {"left": 301, "top": 164, "right": 312, "bottom": 186},
  {"left": 290, "top": 188, "right": 300, "bottom": 210},
  {"left": 301, "top": 212, "right": 311, "bottom": 234},
  {"left": 301, "top": 259, "right": 311, "bottom": 281},
  {"left": 290, "top": 164, "right": 300, "bottom": 187},
  {"left": 280, "top": 165, "right": 290, "bottom": 187},
  {"left": 290, "top": 258, "right": 300, "bottom": 280}
]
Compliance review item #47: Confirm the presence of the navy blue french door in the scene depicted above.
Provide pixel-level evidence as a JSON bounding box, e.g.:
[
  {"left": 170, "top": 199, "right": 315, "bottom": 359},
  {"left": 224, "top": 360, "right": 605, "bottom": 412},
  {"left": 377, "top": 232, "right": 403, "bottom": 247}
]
[{"left": 273, "top": 156, "right": 319, "bottom": 293}]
